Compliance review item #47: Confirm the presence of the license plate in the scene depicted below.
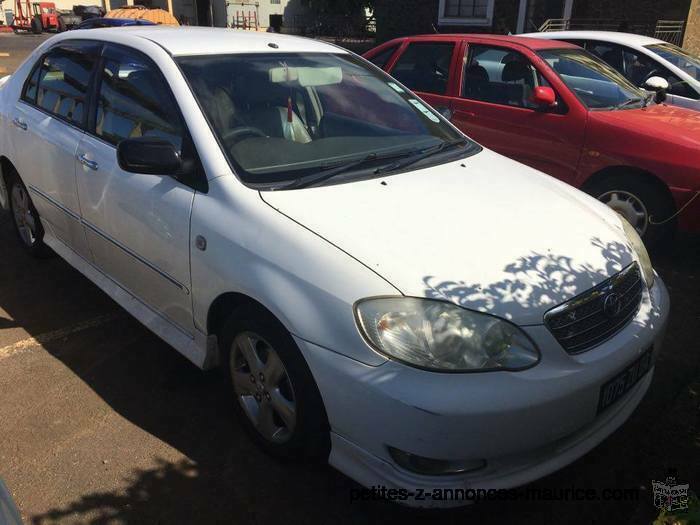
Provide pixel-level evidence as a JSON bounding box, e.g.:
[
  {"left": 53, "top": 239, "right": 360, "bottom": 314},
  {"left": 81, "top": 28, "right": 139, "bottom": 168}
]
[{"left": 597, "top": 348, "right": 653, "bottom": 414}]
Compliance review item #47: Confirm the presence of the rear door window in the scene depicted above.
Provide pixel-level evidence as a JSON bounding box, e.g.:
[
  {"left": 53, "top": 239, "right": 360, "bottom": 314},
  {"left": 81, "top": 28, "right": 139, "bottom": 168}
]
[
  {"left": 22, "top": 43, "right": 99, "bottom": 127},
  {"left": 389, "top": 42, "right": 455, "bottom": 95}
]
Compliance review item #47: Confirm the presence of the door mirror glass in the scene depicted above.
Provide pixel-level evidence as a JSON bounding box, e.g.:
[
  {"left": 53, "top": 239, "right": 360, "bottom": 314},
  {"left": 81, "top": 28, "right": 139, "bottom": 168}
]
[
  {"left": 117, "top": 138, "right": 182, "bottom": 175},
  {"left": 531, "top": 86, "right": 557, "bottom": 108}
]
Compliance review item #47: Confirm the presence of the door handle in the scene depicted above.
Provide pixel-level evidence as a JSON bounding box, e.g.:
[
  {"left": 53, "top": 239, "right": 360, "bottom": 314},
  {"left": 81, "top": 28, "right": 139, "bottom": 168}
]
[
  {"left": 78, "top": 154, "right": 98, "bottom": 171},
  {"left": 12, "top": 118, "right": 27, "bottom": 131},
  {"left": 455, "top": 110, "right": 476, "bottom": 118}
]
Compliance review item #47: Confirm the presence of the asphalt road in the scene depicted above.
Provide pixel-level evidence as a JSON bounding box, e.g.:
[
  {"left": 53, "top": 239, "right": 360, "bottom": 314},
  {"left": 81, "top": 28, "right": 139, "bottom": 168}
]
[
  {"left": 0, "top": 32, "right": 698, "bottom": 525},
  {"left": 0, "top": 33, "right": 51, "bottom": 75}
]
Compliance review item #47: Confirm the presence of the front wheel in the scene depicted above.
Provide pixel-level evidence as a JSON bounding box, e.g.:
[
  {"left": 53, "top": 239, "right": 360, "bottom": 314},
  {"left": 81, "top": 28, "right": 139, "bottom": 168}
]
[
  {"left": 587, "top": 174, "right": 676, "bottom": 249},
  {"left": 220, "top": 306, "right": 330, "bottom": 460},
  {"left": 8, "top": 175, "right": 52, "bottom": 257}
]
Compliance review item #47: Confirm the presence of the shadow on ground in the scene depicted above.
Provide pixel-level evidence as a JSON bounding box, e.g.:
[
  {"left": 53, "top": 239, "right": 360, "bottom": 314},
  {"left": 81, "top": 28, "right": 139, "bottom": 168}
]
[{"left": 1, "top": 211, "right": 698, "bottom": 525}]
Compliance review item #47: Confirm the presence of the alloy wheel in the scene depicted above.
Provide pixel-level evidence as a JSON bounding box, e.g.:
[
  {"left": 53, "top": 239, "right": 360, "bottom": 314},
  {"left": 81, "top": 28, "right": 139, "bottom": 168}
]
[
  {"left": 11, "top": 184, "right": 37, "bottom": 247},
  {"left": 597, "top": 190, "right": 648, "bottom": 236},
  {"left": 229, "top": 331, "right": 297, "bottom": 444}
]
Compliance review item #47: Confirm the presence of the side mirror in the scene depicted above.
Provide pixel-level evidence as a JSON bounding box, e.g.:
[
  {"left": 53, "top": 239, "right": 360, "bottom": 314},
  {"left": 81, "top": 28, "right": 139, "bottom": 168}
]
[
  {"left": 531, "top": 86, "right": 557, "bottom": 109},
  {"left": 643, "top": 76, "right": 669, "bottom": 103},
  {"left": 644, "top": 76, "right": 669, "bottom": 92},
  {"left": 117, "top": 137, "right": 182, "bottom": 175}
]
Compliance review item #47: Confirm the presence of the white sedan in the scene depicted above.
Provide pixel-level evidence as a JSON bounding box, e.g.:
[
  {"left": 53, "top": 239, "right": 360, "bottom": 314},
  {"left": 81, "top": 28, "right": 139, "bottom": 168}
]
[
  {"left": 0, "top": 27, "right": 669, "bottom": 506},
  {"left": 524, "top": 30, "right": 700, "bottom": 111}
]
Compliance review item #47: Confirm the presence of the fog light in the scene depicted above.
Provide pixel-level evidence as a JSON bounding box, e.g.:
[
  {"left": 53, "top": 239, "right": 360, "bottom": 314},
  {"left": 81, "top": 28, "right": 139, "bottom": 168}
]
[{"left": 387, "top": 446, "right": 487, "bottom": 476}]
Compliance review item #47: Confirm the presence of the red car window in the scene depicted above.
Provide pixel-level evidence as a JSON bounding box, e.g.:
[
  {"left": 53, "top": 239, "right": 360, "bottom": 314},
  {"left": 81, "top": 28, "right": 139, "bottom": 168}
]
[
  {"left": 462, "top": 45, "right": 551, "bottom": 110},
  {"left": 390, "top": 42, "right": 455, "bottom": 95}
]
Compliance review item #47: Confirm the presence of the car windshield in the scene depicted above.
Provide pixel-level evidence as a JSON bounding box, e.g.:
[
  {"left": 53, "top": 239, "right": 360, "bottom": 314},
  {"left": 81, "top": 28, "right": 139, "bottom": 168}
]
[
  {"left": 646, "top": 43, "right": 700, "bottom": 82},
  {"left": 177, "top": 53, "right": 474, "bottom": 187},
  {"left": 539, "top": 48, "right": 646, "bottom": 109}
]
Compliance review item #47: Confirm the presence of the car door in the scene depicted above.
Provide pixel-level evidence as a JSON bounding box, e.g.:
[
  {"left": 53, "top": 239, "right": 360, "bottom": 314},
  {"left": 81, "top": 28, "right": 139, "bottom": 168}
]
[
  {"left": 387, "top": 39, "right": 460, "bottom": 119},
  {"left": 76, "top": 43, "right": 195, "bottom": 333},
  {"left": 450, "top": 42, "right": 585, "bottom": 182},
  {"left": 10, "top": 41, "right": 100, "bottom": 260}
]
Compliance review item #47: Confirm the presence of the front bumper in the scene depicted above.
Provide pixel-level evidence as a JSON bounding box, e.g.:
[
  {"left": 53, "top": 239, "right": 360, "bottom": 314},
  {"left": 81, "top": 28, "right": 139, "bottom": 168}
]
[{"left": 295, "top": 276, "right": 670, "bottom": 507}]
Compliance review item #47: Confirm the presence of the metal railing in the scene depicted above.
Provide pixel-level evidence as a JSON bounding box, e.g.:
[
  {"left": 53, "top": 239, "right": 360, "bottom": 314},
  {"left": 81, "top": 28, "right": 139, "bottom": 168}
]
[{"left": 537, "top": 18, "right": 685, "bottom": 46}]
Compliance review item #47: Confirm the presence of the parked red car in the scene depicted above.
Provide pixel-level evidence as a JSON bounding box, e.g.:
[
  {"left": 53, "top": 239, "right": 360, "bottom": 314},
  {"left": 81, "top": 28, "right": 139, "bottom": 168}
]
[{"left": 364, "top": 35, "right": 700, "bottom": 246}]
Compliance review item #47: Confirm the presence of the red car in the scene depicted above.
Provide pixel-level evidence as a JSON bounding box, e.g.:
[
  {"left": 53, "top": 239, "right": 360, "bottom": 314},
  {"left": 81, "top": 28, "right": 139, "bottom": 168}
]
[{"left": 364, "top": 34, "right": 700, "bottom": 246}]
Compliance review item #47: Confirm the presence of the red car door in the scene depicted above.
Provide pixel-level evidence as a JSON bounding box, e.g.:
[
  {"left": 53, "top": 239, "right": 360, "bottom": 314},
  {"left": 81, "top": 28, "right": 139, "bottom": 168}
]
[
  {"left": 385, "top": 38, "right": 461, "bottom": 120},
  {"left": 451, "top": 39, "right": 587, "bottom": 183}
]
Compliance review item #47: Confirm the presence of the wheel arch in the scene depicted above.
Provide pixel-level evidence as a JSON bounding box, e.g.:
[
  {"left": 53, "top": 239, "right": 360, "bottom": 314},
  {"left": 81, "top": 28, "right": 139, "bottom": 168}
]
[
  {"left": 581, "top": 165, "right": 675, "bottom": 209},
  {"left": 207, "top": 291, "right": 284, "bottom": 341}
]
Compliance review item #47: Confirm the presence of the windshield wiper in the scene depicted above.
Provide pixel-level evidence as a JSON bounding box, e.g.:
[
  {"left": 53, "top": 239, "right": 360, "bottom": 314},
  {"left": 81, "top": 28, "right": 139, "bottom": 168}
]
[
  {"left": 614, "top": 97, "right": 644, "bottom": 110},
  {"left": 278, "top": 150, "right": 405, "bottom": 190},
  {"left": 374, "top": 138, "right": 469, "bottom": 175}
]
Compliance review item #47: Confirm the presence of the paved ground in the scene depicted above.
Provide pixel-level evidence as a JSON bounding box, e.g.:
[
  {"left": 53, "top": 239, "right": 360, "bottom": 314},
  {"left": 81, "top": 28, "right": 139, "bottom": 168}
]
[
  {"left": 0, "top": 32, "right": 698, "bottom": 525},
  {"left": 0, "top": 34, "right": 51, "bottom": 75}
]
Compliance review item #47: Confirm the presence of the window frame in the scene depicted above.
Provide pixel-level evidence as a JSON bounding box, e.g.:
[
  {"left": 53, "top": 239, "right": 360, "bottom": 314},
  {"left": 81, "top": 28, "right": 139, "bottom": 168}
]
[
  {"left": 460, "top": 43, "right": 566, "bottom": 113},
  {"left": 20, "top": 40, "right": 103, "bottom": 131},
  {"left": 387, "top": 40, "right": 458, "bottom": 96},
  {"left": 437, "top": 0, "right": 494, "bottom": 27},
  {"left": 85, "top": 42, "right": 207, "bottom": 192},
  {"left": 88, "top": 43, "right": 185, "bottom": 149}
]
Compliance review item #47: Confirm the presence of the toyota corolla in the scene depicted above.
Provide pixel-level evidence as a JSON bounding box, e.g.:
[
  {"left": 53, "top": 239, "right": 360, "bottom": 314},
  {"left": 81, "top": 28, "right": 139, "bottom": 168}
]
[{"left": 0, "top": 27, "right": 669, "bottom": 507}]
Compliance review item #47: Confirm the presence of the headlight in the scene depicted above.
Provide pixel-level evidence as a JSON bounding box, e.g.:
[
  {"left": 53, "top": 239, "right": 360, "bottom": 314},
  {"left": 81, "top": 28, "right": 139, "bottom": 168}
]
[
  {"left": 620, "top": 217, "right": 654, "bottom": 288},
  {"left": 355, "top": 297, "right": 540, "bottom": 372}
]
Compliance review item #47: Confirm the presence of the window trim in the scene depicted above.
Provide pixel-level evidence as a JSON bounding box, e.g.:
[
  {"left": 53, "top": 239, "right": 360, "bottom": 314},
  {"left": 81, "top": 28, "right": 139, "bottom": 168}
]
[{"left": 438, "top": 0, "right": 494, "bottom": 26}]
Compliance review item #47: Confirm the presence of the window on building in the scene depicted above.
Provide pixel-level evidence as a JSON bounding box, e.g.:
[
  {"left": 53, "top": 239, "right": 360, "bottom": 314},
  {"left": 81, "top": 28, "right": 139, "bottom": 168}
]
[
  {"left": 94, "top": 46, "right": 184, "bottom": 150},
  {"left": 439, "top": 0, "right": 493, "bottom": 24},
  {"left": 389, "top": 42, "right": 455, "bottom": 95},
  {"left": 270, "top": 0, "right": 280, "bottom": 4}
]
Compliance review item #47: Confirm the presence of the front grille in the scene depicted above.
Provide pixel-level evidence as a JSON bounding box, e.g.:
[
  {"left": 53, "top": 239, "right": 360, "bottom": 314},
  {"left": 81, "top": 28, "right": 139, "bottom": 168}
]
[{"left": 544, "top": 263, "right": 643, "bottom": 354}]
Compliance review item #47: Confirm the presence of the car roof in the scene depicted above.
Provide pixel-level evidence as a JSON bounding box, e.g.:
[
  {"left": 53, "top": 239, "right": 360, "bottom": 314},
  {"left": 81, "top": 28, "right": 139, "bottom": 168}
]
[
  {"left": 521, "top": 30, "right": 665, "bottom": 47},
  {"left": 53, "top": 26, "right": 346, "bottom": 56},
  {"left": 391, "top": 33, "right": 580, "bottom": 50}
]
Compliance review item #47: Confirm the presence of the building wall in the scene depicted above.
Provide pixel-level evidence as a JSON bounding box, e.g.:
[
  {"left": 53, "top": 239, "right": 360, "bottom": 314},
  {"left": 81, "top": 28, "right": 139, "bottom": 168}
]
[
  {"left": 685, "top": 0, "right": 700, "bottom": 52},
  {"left": 375, "top": 0, "right": 693, "bottom": 43},
  {"left": 570, "top": 0, "right": 690, "bottom": 21}
]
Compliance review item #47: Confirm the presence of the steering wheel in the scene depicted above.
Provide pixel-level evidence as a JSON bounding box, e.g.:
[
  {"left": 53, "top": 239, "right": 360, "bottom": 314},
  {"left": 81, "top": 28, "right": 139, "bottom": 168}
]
[{"left": 222, "top": 126, "right": 268, "bottom": 144}]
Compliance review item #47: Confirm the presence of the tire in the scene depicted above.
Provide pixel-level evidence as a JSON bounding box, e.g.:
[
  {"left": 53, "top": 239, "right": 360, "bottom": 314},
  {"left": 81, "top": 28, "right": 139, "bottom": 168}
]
[
  {"left": 220, "top": 305, "right": 330, "bottom": 461},
  {"left": 57, "top": 17, "right": 66, "bottom": 32},
  {"left": 31, "top": 16, "right": 42, "bottom": 34},
  {"left": 7, "top": 173, "right": 52, "bottom": 258},
  {"left": 586, "top": 174, "right": 676, "bottom": 250}
]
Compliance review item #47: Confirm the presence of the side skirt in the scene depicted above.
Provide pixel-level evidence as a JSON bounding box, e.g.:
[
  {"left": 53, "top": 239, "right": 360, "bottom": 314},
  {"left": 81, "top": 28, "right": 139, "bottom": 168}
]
[{"left": 43, "top": 229, "right": 217, "bottom": 370}]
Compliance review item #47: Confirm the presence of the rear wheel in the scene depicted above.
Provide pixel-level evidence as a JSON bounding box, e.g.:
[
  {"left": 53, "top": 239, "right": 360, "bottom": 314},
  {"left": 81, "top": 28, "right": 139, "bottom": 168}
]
[
  {"left": 57, "top": 17, "right": 66, "bottom": 32},
  {"left": 587, "top": 174, "right": 676, "bottom": 249},
  {"left": 8, "top": 174, "right": 52, "bottom": 258},
  {"left": 220, "top": 305, "right": 329, "bottom": 460},
  {"left": 31, "top": 16, "right": 42, "bottom": 34}
]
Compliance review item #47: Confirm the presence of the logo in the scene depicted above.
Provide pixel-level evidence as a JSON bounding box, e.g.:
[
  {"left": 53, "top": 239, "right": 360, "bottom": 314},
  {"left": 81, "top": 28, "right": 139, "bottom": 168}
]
[
  {"left": 602, "top": 292, "right": 623, "bottom": 318},
  {"left": 652, "top": 475, "right": 690, "bottom": 512}
]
